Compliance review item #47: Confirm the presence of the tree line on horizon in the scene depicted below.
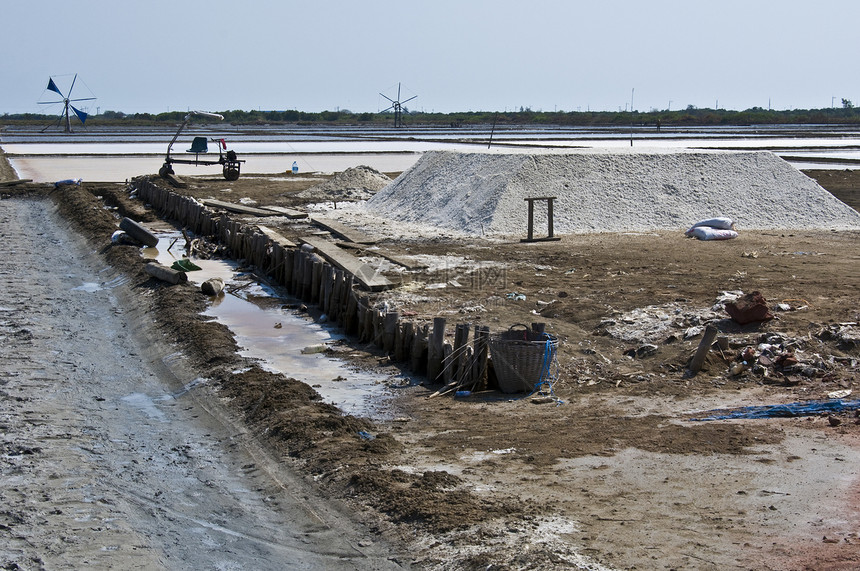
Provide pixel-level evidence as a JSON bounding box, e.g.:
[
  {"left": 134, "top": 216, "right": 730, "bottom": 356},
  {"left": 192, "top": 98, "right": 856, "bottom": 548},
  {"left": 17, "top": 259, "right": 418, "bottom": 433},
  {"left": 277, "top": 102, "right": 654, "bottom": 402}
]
[{"left": 3, "top": 102, "right": 860, "bottom": 128}]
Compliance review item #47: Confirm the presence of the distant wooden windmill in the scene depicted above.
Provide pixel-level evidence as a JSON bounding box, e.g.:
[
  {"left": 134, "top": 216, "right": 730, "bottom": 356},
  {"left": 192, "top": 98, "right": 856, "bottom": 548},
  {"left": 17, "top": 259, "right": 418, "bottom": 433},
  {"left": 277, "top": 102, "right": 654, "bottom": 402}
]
[
  {"left": 379, "top": 83, "right": 417, "bottom": 128},
  {"left": 38, "top": 74, "right": 96, "bottom": 133}
]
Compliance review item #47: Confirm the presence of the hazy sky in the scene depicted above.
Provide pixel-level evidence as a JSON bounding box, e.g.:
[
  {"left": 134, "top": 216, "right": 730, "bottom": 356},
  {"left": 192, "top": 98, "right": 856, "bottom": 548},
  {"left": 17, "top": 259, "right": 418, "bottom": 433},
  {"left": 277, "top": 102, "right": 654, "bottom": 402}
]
[{"left": 4, "top": 0, "right": 859, "bottom": 116}]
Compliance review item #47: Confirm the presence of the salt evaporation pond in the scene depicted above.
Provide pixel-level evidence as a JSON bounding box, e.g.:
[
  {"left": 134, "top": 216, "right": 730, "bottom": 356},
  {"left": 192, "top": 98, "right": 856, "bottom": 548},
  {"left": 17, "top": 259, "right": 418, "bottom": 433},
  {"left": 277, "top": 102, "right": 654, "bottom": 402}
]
[{"left": 4, "top": 124, "right": 860, "bottom": 182}]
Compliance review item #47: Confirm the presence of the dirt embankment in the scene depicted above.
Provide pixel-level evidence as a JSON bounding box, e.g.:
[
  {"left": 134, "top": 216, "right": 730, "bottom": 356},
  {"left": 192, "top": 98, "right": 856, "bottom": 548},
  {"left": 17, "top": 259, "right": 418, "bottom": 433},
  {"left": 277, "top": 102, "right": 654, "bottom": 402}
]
[{"left": 3, "top": 158, "right": 860, "bottom": 569}]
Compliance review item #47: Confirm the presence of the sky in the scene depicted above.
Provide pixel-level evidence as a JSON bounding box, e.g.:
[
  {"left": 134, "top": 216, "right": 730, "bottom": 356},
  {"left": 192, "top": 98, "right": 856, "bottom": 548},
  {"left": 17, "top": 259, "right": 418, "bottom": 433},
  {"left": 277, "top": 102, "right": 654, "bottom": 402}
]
[{"left": 4, "top": 0, "right": 860, "bottom": 116}]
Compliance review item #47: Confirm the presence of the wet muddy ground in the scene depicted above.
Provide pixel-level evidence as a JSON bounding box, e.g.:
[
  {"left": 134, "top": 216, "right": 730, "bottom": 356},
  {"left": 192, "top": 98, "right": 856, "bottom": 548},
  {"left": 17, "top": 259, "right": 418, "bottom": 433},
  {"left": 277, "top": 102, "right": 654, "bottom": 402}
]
[
  {"left": 0, "top": 197, "right": 405, "bottom": 569},
  {"left": 2, "top": 151, "right": 860, "bottom": 569}
]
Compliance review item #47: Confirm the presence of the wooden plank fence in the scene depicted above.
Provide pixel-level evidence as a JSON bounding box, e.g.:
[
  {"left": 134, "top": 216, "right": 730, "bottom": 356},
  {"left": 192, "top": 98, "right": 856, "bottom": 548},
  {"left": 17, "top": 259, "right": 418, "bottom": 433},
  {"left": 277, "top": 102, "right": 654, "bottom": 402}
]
[{"left": 129, "top": 176, "right": 496, "bottom": 393}]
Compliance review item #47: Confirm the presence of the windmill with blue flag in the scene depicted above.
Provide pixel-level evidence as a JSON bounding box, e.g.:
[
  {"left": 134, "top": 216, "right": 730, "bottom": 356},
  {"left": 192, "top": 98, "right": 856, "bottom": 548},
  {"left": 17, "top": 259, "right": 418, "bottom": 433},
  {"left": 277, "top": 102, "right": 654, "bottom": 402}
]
[{"left": 38, "top": 74, "right": 96, "bottom": 133}]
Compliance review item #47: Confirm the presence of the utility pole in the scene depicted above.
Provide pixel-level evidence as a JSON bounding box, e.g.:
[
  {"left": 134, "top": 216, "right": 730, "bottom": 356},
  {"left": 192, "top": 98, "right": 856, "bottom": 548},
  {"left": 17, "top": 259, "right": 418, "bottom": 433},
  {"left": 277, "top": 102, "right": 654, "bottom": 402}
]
[{"left": 630, "top": 88, "right": 635, "bottom": 147}]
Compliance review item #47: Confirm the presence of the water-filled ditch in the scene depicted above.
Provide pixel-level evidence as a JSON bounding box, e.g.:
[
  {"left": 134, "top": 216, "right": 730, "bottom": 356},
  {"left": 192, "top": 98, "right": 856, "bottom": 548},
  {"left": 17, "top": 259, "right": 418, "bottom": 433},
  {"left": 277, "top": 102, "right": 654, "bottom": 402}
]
[{"left": 145, "top": 230, "right": 403, "bottom": 420}]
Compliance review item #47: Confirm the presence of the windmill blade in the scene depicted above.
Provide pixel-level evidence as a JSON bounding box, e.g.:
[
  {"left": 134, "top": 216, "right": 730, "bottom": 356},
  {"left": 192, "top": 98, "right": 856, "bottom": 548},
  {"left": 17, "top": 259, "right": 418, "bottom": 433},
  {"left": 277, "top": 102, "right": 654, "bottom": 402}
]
[
  {"left": 46, "top": 77, "right": 63, "bottom": 96},
  {"left": 397, "top": 83, "right": 401, "bottom": 101},
  {"left": 70, "top": 97, "right": 97, "bottom": 103},
  {"left": 38, "top": 100, "right": 64, "bottom": 106},
  {"left": 379, "top": 92, "right": 395, "bottom": 104},
  {"left": 402, "top": 95, "right": 417, "bottom": 105},
  {"left": 380, "top": 105, "right": 395, "bottom": 113},
  {"left": 68, "top": 74, "right": 78, "bottom": 97},
  {"left": 70, "top": 105, "right": 88, "bottom": 125}
]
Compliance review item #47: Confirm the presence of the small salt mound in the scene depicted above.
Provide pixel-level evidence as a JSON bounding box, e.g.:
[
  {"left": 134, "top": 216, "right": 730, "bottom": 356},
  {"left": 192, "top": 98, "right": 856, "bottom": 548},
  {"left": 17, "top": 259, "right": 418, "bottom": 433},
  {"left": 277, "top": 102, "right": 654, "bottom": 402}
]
[
  {"left": 367, "top": 150, "right": 860, "bottom": 235},
  {"left": 298, "top": 165, "right": 391, "bottom": 202}
]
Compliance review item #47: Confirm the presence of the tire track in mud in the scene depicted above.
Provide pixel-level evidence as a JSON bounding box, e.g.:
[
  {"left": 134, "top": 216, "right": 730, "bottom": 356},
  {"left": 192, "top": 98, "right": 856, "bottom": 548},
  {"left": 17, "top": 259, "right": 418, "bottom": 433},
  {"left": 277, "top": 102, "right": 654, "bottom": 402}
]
[{"left": 0, "top": 197, "right": 402, "bottom": 569}]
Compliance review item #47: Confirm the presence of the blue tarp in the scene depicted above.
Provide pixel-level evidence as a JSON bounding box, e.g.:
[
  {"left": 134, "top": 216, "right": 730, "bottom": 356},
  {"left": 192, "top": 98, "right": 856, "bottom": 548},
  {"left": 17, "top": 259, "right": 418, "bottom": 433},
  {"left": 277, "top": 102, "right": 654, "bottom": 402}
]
[{"left": 691, "top": 399, "right": 860, "bottom": 421}]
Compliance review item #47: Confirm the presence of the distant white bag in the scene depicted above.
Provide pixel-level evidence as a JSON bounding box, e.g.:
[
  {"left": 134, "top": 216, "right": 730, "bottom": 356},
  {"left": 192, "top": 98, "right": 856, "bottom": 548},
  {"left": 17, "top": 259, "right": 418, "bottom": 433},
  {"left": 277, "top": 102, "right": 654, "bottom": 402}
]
[
  {"left": 690, "top": 217, "right": 734, "bottom": 230},
  {"left": 686, "top": 226, "right": 739, "bottom": 241}
]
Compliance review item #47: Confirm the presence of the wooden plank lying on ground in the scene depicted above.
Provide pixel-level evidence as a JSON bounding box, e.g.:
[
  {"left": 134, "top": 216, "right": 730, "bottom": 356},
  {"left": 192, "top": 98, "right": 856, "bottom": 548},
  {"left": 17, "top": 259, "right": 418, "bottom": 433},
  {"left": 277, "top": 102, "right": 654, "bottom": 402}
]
[
  {"left": 200, "top": 198, "right": 276, "bottom": 217},
  {"left": 0, "top": 179, "right": 33, "bottom": 187},
  {"left": 310, "top": 216, "right": 377, "bottom": 244},
  {"left": 257, "top": 225, "right": 297, "bottom": 248},
  {"left": 163, "top": 173, "right": 188, "bottom": 188},
  {"left": 260, "top": 205, "right": 308, "bottom": 219},
  {"left": 299, "top": 236, "right": 392, "bottom": 291},
  {"left": 336, "top": 242, "right": 429, "bottom": 271}
]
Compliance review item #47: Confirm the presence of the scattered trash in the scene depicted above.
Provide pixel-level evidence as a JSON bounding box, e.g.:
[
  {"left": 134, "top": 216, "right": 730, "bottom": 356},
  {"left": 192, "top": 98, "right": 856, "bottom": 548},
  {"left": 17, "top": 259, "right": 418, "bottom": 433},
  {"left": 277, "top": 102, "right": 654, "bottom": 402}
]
[
  {"left": 110, "top": 230, "right": 139, "bottom": 246},
  {"left": 119, "top": 217, "right": 159, "bottom": 248},
  {"left": 144, "top": 261, "right": 187, "bottom": 285},
  {"left": 506, "top": 292, "right": 527, "bottom": 301},
  {"left": 459, "top": 305, "right": 486, "bottom": 314},
  {"left": 691, "top": 399, "right": 860, "bottom": 421},
  {"left": 816, "top": 323, "right": 860, "bottom": 350},
  {"left": 725, "top": 291, "right": 773, "bottom": 324},
  {"left": 171, "top": 259, "right": 202, "bottom": 272},
  {"left": 357, "top": 430, "right": 375, "bottom": 440},
  {"left": 454, "top": 391, "right": 471, "bottom": 398},
  {"left": 828, "top": 389, "right": 853, "bottom": 399},
  {"left": 200, "top": 277, "right": 224, "bottom": 296},
  {"left": 54, "top": 178, "right": 82, "bottom": 188},
  {"left": 625, "top": 344, "right": 658, "bottom": 359},
  {"left": 301, "top": 344, "right": 328, "bottom": 354}
]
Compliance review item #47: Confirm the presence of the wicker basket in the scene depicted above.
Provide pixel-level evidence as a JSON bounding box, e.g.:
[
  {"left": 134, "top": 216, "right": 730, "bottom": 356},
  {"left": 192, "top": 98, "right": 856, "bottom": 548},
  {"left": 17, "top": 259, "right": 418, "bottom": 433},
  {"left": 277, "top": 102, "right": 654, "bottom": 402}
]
[{"left": 489, "top": 324, "right": 557, "bottom": 393}]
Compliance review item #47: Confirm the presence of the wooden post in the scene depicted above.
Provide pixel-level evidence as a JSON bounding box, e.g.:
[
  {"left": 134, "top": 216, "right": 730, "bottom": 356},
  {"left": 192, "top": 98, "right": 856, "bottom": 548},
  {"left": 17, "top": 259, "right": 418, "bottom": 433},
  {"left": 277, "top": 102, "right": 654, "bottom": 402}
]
[
  {"left": 331, "top": 269, "right": 344, "bottom": 323},
  {"left": 321, "top": 264, "right": 333, "bottom": 315},
  {"left": 521, "top": 197, "right": 561, "bottom": 243},
  {"left": 344, "top": 289, "right": 359, "bottom": 335},
  {"left": 526, "top": 198, "right": 535, "bottom": 241},
  {"left": 374, "top": 309, "right": 385, "bottom": 348},
  {"left": 383, "top": 312, "right": 399, "bottom": 353},
  {"left": 427, "top": 317, "right": 446, "bottom": 384},
  {"left": 689, "top": 324, "right": 719, "bottom": 375},
  {"left": 411, "top": 324, "right": 428, "bottom": 374},
  {"left": 395, "top": 321, "right": 413, "bottom": 363},
  {"left": 358, "top": 296, "right": 371, "bottom": 342},
  {"left": 341, "top": 275, "right": 355, "bottom": 329},
  {"left": 302, "top": 255, "right": 313, "bottom": 301},
  {"left": 311, "top": 260, "right": 322, "bottom": 304},
  {"left": 284, "top": 249, "right": 294, "bottom": 292},
  {"left": 338, "top": 273, "right": 353, "bottom": 327}
]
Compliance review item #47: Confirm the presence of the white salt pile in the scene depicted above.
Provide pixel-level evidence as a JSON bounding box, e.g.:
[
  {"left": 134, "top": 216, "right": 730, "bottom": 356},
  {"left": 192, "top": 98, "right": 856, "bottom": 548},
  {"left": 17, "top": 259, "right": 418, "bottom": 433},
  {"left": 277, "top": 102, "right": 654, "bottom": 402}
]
[
  {"left": 298, "top": 165, "right": 391, "bottom": 202},
  {"left": 366, "top": 150, "right": 860, "bottom": 236}
]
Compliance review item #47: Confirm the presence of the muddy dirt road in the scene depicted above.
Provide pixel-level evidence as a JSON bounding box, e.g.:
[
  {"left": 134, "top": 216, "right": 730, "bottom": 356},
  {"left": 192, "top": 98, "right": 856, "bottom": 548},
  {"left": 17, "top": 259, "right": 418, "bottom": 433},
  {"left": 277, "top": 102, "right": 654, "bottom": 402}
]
[{"left": 0, "top": 198, "right": 403, "bottom": 569}]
